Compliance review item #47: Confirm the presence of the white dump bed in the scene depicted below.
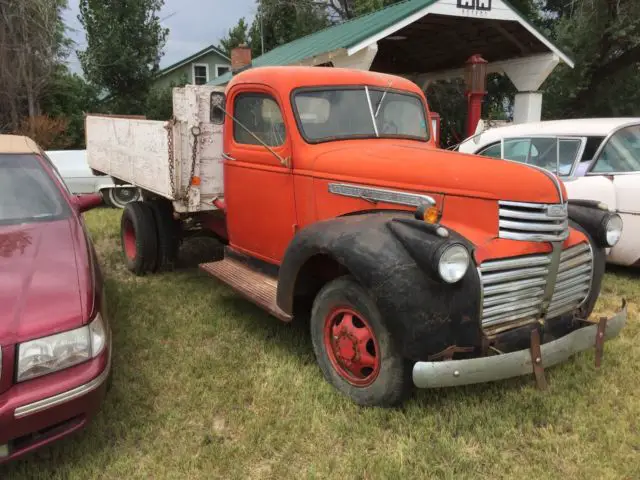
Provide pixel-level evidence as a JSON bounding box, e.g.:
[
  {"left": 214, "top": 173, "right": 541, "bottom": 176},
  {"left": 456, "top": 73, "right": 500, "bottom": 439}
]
[{"left": 85, "top": 85, "right": 225, "bottom": 212}]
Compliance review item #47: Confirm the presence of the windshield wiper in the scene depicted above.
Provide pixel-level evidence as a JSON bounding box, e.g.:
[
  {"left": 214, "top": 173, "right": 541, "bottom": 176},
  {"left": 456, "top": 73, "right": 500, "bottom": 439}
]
[
  {"left": 364, "top": 86, "right": 379, "bottom": 137},
  {"left": 374, "top": 79, "right": 393, "bottom": 118}
]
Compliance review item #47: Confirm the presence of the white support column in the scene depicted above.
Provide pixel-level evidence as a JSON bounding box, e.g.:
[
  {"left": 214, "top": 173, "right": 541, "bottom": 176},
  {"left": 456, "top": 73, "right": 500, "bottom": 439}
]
[
  {"left": 331, "top": 43, "right": 378, "bottom": 70},
  {"left": 411, "top": 53, "right": 562, "bottom": 124},
  {"left": 513, "top": 92, "right": 543, "bottom": 124},
  {"left": 501, "top": 53, "right": 559, "bottom": 124}
]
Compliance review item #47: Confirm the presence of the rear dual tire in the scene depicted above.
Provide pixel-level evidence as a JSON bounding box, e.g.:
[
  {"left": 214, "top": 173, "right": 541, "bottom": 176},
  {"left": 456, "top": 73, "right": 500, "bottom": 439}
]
[
  {"left": 121, "top": 202, "right": 158, "bottom": 275},
  {"left": 120, "top": 201, "right": 180, "bottom": 275}
]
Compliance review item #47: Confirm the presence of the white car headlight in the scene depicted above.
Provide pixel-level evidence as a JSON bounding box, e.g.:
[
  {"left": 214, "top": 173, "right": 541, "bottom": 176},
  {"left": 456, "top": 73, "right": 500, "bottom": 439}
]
[
  {"left": 437, "top": 243, "right": 470, "bottom": 283},
  {"left": 17, "top": 314, "right": 107, "bottom": 383},
  {"left": 603, "top": 214, "right": 623, "bottom": 247}
]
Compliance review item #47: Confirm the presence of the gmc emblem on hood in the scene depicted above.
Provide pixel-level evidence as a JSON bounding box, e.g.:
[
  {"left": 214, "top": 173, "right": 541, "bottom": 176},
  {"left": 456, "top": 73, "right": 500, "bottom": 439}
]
[{"left": 547, "top": 204, "right": 567, "bottom": 218}]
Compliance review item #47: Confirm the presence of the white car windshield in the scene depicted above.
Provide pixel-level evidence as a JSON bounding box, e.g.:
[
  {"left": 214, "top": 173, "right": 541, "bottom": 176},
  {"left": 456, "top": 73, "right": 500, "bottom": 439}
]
[
  {"left": 0, "top": 154, "right": 69, "bottom": 226},
  {"left": 293, "top": 87, "right": 430, "bottom": 142},
  {"left": 592, "top": 124, "right": 640, "bottom": 173}
]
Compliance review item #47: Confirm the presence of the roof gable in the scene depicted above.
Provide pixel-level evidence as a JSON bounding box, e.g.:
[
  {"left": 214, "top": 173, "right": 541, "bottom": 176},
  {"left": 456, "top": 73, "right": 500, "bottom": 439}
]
[
  {"left": 210, "top": 0, "right": 573, "bottom": 86},
  {"left": 158, "top": 44, "right": 230, "bottom": 78}
]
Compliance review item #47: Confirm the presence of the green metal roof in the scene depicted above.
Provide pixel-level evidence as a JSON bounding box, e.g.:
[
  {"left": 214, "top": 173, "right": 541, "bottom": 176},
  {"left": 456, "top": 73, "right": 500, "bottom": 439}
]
[
  {"left": 209, "top": 0, "right": 572, "bottom": 86},
  {"left": 210, "top": 0, "right": 438, "bottom": 85}
]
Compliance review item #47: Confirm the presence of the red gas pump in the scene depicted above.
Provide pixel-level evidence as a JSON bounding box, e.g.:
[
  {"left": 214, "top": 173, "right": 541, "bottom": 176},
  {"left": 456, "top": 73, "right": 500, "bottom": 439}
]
[{"left": 430, "top": 111, "right": 441, "bottom": 147}]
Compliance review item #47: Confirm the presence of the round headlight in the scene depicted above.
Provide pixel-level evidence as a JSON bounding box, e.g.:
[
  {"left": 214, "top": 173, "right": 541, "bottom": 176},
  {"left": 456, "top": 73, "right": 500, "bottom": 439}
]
[
  {"left": 604, "top": 214, "right": 623, "bottom": 247},
  {"left": 437, "top": 243, "right": 470, "bottom": 283}
]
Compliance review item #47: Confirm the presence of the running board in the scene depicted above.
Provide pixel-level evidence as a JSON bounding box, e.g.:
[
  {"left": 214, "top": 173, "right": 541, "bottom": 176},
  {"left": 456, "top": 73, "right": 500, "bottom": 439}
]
[{"left": 200, "top": 258, "right": 292, "bottom": 322}]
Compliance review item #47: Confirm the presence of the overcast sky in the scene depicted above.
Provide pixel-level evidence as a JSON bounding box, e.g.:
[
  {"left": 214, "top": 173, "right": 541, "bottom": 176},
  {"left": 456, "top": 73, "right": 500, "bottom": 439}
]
[{"left": 63, "top": 0, "right": 256, "bottom": 73}]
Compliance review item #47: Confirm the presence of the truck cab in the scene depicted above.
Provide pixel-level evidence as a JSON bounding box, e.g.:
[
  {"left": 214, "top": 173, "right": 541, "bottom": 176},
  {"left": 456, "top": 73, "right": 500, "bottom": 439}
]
[{"left": 88, "top": 66, "right": 627, "bottom": 407}]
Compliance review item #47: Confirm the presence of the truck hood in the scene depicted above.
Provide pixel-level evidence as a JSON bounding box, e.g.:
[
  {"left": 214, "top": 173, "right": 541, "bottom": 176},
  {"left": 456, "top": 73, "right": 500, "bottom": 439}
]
[
  {"left": 0, "top": 219, "right": 84, "bottom": 345},
  {"left": 312, "top": 142, "right": 565, "bottom": 203}
]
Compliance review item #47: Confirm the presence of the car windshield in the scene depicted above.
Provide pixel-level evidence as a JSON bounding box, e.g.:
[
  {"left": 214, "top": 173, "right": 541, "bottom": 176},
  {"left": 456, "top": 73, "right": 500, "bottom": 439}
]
[
  {"left": 592, "top": 124, "right": 640, "bottom": 173},
  {"left": 0, "top": 154, "right": 70, "bottom": 226},
  {"left": 293, "top": 87, "right": 430, "bottom": 143},
  {"left": 477, "top": 136, "right": 582, "bottom": 177}
]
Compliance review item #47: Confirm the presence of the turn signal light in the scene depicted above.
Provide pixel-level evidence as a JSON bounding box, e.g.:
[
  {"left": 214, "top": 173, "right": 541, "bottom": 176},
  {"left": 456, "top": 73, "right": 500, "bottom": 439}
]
[
  {"left": 415, "top": 204, "right": 441, "bottom": 224},
  {"left": 191, "top": 176, "right": 201, "bottom": 186}
]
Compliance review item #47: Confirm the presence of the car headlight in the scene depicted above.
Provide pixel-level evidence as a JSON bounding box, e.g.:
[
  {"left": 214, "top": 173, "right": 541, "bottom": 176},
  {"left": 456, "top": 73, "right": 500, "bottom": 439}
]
[
  {"left": 603, "top": 213, "right": 623, "bottom": 247},
  {"left": 17, "top": 314, "right": 107, "bottom": 383},
  {"left": 436, "top": 243, "right": 470, "bottom": 283}
]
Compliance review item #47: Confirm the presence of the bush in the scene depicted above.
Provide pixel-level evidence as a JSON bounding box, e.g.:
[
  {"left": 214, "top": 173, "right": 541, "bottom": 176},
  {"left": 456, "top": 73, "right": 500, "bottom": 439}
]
[{"left": 13, "top": 115, "right": 73, "bottom": 150}]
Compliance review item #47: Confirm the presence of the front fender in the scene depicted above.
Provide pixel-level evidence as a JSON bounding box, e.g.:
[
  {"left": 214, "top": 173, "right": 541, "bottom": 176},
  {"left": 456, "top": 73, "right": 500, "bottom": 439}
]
[{"left": 277, "top": 212, "right": 483, "bottom": 360}]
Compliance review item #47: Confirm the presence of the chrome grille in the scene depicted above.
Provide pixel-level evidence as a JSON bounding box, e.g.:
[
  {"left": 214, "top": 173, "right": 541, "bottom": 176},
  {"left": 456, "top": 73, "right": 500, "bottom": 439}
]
[
  {"left": 479, "top": 243, "right": 593, "bottom": 331},
  {"left": 547, "top": 243, "right": 593, "bottom": 318},
  {"left": 499, "top": 201, "right": 569, "bottom": 242}
]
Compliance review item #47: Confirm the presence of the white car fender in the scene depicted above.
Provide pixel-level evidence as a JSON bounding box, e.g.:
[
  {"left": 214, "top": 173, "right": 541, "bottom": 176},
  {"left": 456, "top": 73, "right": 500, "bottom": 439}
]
[
  {"left": 563, "top": 175, "right": 639, "bottom": 266},
  {"left": 562, "top": 176, "right": 617, "bottom": 210},
  {"left": 613, "top": 174, "right": 640, "bottom": 215}
]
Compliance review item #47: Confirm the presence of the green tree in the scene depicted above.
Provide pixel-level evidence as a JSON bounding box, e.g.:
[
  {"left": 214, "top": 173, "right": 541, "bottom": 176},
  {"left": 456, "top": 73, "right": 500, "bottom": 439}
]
[
  {"left": 144, "top": 73, "right": 188, "bottom": 120},
  {"left": 40, "top": 64, "right": 101, "bottom": 148},
  {"left": 219, "top": 17, "right": 250, "bottom": 56},
  {"left": 248, "top": 0, "right": 329, "bottom": 57},
  {"left": 0, "top": 0, "right": 69, "bottom": 129},
  {"left": 542, "top": 0, "right": 640, "bottom": 118},
  {"left": 77, "top": 0, "right": 169, "bottom": 115}
]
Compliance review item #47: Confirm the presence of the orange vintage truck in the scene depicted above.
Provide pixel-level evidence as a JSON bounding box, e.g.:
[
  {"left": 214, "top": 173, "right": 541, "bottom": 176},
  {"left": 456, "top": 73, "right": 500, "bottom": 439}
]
[{"left": 85, "top": 66, "right": 626, "bottom": 406}]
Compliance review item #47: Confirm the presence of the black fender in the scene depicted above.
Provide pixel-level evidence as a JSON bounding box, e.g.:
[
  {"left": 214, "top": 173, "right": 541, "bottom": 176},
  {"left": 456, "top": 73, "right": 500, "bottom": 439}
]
[
  {"left": 568, "top": 201, "right": 619, "bottom": 249},
  {"left": 276, "top": 212, "right": 483, "bottom": 361}
]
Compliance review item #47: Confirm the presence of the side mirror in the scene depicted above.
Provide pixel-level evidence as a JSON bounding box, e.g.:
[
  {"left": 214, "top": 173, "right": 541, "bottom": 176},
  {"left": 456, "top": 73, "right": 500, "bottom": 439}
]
[
  {"left": 210, "top": 92, "right": 226, "bottom": 125},
  {"left": 74, "top": 193, "right": 103, "bottom": 213}
]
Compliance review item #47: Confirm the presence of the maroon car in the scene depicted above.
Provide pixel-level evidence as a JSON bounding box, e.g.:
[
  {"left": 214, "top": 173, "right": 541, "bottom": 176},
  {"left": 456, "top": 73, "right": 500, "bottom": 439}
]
[{"left": 0, "top": 135, "right": 111, "bottom": 463}]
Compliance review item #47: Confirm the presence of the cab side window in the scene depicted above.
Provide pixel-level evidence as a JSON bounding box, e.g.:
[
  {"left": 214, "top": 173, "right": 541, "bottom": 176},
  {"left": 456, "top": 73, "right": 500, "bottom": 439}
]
[{"left": 233, "top": 93, "right": 286, "bottom": 147}]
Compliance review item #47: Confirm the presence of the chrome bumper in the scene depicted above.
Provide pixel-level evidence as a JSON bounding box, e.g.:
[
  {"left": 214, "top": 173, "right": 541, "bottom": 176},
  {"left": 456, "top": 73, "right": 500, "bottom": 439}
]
[{"left": 413, "top": 303, "right": 627, "bottom": 389}]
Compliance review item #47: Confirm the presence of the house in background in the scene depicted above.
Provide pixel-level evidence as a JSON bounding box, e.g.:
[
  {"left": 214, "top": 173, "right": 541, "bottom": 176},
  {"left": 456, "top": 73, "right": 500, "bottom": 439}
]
[{"left": 153, "top": 44, "right": 230, "bottom": 90}]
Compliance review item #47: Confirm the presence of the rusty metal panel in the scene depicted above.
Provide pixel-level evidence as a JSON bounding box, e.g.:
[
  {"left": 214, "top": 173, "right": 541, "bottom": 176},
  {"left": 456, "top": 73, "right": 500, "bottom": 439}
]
[
  {"left": 172, "top": 85, "right": 224, "bottom": 212},
  {"left": 85, "top": 84, "right": 225, "bottom": 213},
  {"left": 85, "top": 115, "right": 173, "bottom": 198}
]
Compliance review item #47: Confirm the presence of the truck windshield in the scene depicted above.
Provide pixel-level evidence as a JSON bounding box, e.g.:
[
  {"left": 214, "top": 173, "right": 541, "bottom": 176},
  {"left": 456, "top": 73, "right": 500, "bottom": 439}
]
[
  {"left": 0, "top": 154, "right": 70, "bottom": 226},
  {"left": 591, "top": 124, "right": 640, "bottom": 173},
  {"left": 293, "top": 87, "right": 429, "bottom": 143}
]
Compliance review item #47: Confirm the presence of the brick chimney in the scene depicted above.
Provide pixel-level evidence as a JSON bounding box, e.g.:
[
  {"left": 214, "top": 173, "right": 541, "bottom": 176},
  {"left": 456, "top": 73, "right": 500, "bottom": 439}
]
[{"left": 231, "top": 44, "right": 252, "bottom": 74}]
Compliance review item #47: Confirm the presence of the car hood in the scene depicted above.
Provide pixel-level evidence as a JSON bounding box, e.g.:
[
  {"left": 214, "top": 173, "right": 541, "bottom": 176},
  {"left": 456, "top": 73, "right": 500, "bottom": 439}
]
[
  {"left": 312, "top": 142, "right": 566, "bottom": 203},
  {"left": 0, "top": 219, "right": 84, "bottom": 345}
]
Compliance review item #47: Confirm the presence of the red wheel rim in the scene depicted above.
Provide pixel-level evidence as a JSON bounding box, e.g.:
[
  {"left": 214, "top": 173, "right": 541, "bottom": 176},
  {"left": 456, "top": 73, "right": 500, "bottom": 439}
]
[
  {"left": 123, "top": 219, "right": 136, "bottom": 260},
  {"left": 323, "top": 307, "right": 381, "bottom": 387}
]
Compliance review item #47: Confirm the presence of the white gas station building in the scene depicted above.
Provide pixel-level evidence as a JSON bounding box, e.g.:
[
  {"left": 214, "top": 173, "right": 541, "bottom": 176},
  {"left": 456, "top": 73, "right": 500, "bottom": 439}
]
[{"left": 211, "top": 0, "right": 573, "bottom": 127}]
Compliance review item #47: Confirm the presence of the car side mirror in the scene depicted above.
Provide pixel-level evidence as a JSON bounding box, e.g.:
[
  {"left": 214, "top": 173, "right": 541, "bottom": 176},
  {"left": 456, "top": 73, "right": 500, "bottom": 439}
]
[
  {"left": 74, "top": 193, "right": 103, "bottom": 213},
  {"left": 210, "top": 92, "right": 226, "bottom": 125}
]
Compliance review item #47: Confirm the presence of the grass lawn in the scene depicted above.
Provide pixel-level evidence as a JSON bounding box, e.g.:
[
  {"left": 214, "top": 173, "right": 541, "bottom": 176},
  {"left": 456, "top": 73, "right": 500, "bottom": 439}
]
[{"left": 2, "top": 208, "right": 639, "bottom": 479}]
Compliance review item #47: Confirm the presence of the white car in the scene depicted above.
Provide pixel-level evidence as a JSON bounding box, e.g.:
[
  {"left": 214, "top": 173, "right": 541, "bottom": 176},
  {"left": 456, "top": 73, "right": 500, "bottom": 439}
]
[
  {"left": 46, "top": 149, "right": 142, "bottom": 208},
  {"left": 458, "top": 118, "right": 640, "bottom": 267}
]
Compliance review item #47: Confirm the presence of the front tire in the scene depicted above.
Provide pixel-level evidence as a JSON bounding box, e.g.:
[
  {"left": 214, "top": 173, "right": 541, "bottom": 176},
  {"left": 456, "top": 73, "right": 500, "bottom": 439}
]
[{"left": 310, "top": 276, "right": 411, "bottom": 407}]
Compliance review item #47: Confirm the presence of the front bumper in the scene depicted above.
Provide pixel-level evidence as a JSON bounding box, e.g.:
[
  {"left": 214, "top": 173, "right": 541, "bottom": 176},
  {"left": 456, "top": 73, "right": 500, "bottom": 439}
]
[
  {"left": 413, "top": 302, "right": 627, "bottom": 388},
  {"left": 0, "top": 334, "right": 112, "bottom": 464}
]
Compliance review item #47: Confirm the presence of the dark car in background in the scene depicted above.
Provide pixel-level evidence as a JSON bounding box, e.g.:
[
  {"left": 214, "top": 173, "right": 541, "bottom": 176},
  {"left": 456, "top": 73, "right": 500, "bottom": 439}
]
[{"left": 0, "top": 135, "right": 111, "bottom": 464}]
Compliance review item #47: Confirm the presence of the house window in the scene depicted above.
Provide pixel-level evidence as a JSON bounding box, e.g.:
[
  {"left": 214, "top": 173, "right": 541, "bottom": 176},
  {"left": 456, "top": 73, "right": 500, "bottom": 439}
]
[
  {"left": 215, "top": 65, "right": 230, "bottom": 77},
  {"left": 193, "top": 64, "right": 209, "bottom": 85}
]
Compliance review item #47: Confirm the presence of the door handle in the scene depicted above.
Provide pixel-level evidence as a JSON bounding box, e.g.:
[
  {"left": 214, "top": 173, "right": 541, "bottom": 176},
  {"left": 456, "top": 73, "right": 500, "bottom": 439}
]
[{"left": 222, "top": 152, "right": 236, "bottom": 161}]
